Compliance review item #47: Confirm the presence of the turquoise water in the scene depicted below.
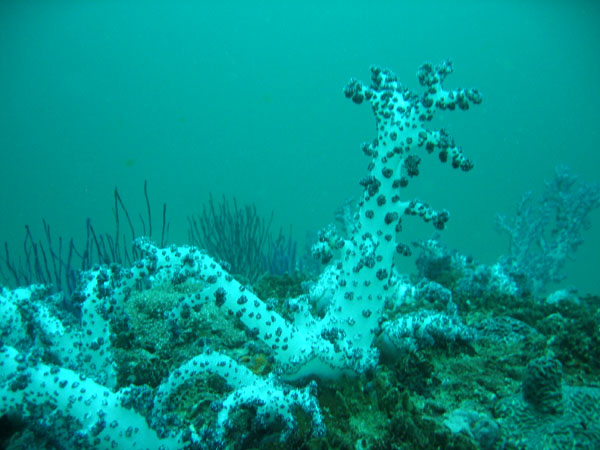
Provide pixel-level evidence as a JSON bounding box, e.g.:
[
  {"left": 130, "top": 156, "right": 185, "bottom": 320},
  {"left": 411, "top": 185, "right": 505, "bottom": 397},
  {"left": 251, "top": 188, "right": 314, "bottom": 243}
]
[{"left": 1, "top": 0, "right": 599, "bottom": 294}]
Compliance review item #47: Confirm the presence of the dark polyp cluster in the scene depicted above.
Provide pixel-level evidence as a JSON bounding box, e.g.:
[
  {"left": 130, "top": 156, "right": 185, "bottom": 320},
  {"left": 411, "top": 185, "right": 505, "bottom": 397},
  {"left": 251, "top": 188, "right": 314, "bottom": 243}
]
[
  {"left": 417, "top": 61, "right": 452, "bottom": 87},
  {"left": 396, "top": 243, "right": 412, "bottom": 256},
  {"left": 432, "top": 211, "right": 450, "bottom": 230},
  {"left": 417, "top": 60, "right": 482, "bottom": 110},
  {"left": 214, "top": 287, "right": 226, "bottom": 307},
  {"left": 359, "top": 175, "right": 381, "bottom": 197},
  {"left": 393, "top": 178, "right": 408, "bottom": 189},
  {"left": 361, "top": 142, "right": 374, "bottom": 157},
  {"left": 344, "top": 79, "right": 368, "bottom": 104},
  {"left": 376, "top": 269, "right": 388, "bottom": 281},
  {"left": 312, "top": 225, "right": 346, "bottom": 264},
  {"left": 404, "top": 200, "right": 450, "bottom": 230},
  {"left": 404, "top": 155, "right": 421, "bottom": 177}
]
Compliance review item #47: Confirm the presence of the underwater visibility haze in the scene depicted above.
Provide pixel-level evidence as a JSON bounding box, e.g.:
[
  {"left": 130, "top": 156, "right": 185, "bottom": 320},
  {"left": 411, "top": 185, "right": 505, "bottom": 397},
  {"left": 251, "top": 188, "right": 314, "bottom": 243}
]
[{"left": 1, "top": 0, "right": 600, "bottom": 448}]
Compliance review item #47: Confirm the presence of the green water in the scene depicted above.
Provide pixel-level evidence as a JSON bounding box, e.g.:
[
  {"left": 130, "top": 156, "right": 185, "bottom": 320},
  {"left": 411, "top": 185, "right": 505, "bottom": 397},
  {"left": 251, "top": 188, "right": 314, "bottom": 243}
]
[{"left": 1, "top": 0, "right": 599, "bottom": 293}]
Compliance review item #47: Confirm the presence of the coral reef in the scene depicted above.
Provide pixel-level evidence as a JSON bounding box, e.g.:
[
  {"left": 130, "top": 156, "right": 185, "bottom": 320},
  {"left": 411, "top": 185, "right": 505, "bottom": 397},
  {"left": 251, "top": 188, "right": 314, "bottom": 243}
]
[
  {"left": 496, "top": 165, "right": 600, "bottom": 294},
  {"left": 2, "top": 60, "right": 599, "bottom": 450},
  {"left": 1, "top": 60, "right": 482, "bottom": 448},
  {"left": 495, "top": 355, "right": 600, "bottom": 449}
]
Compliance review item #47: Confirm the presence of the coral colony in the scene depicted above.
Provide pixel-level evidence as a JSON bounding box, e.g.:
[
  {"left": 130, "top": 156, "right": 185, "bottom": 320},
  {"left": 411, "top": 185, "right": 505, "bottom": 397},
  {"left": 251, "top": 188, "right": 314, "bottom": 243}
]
[{"left": 0, "top": 61, "right": 482, "bottom": 448}]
